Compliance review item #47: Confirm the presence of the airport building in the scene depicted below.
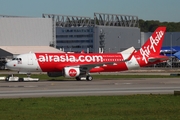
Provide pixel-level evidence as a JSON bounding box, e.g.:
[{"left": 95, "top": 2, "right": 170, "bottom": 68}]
[
  {"left": 0, "top": 15, "right": 62, "bottom": 69},
  {"left": 43, "top": 13, "right": 140, "bottom": 53},
  {"left": 0, "top": 13, "right": 140, "bottom": 54}
]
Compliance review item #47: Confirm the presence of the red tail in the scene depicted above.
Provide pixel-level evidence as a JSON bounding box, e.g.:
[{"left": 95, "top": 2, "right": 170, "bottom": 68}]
[{"left": 136, "top": 26, "right": 166, "bottom": 64}]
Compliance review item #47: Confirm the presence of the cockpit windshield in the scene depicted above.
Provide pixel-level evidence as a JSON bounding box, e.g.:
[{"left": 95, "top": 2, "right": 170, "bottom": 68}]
[{"left": 12, "top": 58, "right": 22, "bottom": 61}]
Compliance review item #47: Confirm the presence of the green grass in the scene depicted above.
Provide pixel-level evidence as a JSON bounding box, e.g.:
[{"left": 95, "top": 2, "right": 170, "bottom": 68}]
[
  {"left": 0, "top": 95, "right": 180, "bottom": 120},
  {"left": 1, "top": 72, "right": 180, "bottom": 119},
  {"left": 1, "top": 74, "right": 180, "bottom": 81}
]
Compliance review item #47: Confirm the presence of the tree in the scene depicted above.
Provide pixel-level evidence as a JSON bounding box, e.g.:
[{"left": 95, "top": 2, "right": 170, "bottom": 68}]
[{"left": 138, "top": 20, "right": 180, "bottom": 32}]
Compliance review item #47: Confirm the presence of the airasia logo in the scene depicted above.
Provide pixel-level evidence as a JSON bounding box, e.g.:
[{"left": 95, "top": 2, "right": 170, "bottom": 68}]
[
  {"left": 38, "top": 54, "right": 103, "bottom": 62},
  {"left": 68, "top": 69, "right": 77, "bottom": 77},
  {"left": 140, "top": 30, "right": 164, "bottom": 64}
]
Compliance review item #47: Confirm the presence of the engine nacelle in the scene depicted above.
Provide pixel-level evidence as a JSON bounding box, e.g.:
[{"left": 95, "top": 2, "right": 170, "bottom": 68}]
[
  {"left": 64, "top": 67, "right": 80, "bottom": 78},
  {"left": 47, "top": 72, "right": 63, "bottom": 77}
]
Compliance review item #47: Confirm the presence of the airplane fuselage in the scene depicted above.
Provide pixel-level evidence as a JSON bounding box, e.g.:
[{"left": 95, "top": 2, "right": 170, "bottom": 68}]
[{"left": 7, "top": 52, "right": 157, "bottom": 73}]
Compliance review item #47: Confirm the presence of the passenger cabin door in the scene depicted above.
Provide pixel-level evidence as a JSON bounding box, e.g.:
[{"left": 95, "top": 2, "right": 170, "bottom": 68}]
[{"left": 28, "top": 53, "right": 33, "bottom": 65}]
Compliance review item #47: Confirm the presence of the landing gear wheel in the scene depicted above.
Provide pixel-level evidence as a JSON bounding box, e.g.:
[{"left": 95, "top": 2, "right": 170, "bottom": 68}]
[
  {"left": 75, "top": 76, "right": 81, "bottom": 81},
  {"left": 18, "top": 78, "right": 24, "bottom": 82},
  {"left": 86, "top": 75, "right": 93, "bottom": 81}
]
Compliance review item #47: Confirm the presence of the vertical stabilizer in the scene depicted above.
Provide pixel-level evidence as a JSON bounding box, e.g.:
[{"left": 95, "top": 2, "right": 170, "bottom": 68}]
[{"left": 136, "top": 27, "right": 166, "bottom": 64}]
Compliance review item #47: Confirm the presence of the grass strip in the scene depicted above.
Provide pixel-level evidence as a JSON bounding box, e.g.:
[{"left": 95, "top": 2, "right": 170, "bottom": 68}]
[
  {"left": 0, "top": 95, "right": 180, "bottom": 120},
  {"left": 1, "top": 74, "right": 180, "bottom": 81}
]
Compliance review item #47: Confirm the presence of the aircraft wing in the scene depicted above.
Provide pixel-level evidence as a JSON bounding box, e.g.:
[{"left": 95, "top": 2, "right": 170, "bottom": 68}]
[{"left": 65, "top": 50, "right": 135, "bottom": 73}]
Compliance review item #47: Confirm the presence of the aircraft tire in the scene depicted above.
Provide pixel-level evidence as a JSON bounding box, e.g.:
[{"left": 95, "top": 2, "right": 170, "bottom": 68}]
[
  {"left": 75, "top": 76, "right": 81, "bottom": 81},
  {"left": 18, "top": 78, "right": 24, "bottom": 82},
  {"left": 86, "top": 75, "right": 93, "bottom": 81}
]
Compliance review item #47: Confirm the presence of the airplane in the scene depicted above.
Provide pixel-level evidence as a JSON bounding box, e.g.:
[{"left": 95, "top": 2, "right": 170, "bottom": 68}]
[{"left": 6, "top": 26, "right": 168, "bottom": 81}]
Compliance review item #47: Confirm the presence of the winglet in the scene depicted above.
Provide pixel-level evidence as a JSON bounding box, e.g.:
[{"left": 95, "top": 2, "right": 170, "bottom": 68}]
[{"left": 148, "top": 56, "right": 169, "bottom": 63}]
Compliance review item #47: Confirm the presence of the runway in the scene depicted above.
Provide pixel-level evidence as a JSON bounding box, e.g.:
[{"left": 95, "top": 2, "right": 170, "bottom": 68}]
[{"left": 0, "top": 78, "right": 180, "bottom": 98}]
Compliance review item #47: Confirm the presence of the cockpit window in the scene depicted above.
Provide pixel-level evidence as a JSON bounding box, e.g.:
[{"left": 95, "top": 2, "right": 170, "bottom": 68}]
[{"left": 12, "top": 58, "right": 22, "bottom": 61}]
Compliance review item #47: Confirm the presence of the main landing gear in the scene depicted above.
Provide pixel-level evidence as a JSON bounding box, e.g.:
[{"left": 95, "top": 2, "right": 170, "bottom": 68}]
[{"left": 75, "top": 75, "right": 93, "bottom": 81}]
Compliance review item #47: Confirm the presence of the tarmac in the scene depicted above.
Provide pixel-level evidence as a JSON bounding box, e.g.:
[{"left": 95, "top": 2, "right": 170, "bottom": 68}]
[{"left": 0, "top": 68, "right": 180, "bottom": 98}]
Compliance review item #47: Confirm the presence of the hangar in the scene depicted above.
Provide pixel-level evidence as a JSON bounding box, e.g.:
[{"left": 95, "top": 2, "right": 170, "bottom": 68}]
[
  {"left": 0, "top": 15, "right": 63, "bottom": 69},
  {"left": 0, "top": 46, "right": 64, "bottom": 58}
]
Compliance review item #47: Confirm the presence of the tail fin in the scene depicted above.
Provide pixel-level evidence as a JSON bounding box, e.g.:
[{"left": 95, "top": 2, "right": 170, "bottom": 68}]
[{"left": 136, "top": 26, "right": 166, "bottom": 64}]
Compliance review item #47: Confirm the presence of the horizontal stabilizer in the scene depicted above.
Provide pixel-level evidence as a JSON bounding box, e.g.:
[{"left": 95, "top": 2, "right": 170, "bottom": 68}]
[
  {"left": 124, "top": 50, "right": 136, "bottom": 62},
  {"left": 118, "top": 46, "right": 136, "bottom": 54},
  {"left": 148, "top": 56, "right": 169, "bottom": 63}
]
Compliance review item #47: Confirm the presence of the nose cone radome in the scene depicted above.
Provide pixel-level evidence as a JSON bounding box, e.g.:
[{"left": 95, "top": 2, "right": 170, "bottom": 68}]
[
  {"left": 5, "top": 62, "right": 11, "bottom": 69},
  {"left": 5, "top": 61, "right": 16, "bottom": 70}
]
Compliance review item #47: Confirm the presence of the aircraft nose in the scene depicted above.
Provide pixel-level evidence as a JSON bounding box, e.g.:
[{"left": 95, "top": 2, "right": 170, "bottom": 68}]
[
  {"left": 5, "top": 62, "right": 11, "bottom": 69},
  {"left": 5, "top": 61, "right": 16, "bottom": 69}
]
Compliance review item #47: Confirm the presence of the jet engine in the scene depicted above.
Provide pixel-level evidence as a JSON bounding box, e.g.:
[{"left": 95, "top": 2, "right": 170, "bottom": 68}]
[
  {"left": 47, "top": 67, "right": 85, "bottom": 78},
  {"left": 64, "top": 67, "right": 80, "bottom": 78}
]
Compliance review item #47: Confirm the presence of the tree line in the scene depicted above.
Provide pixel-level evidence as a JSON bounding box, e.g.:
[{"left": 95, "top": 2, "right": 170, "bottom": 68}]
[{"left": 139, "top": 19, "right": 180, "bottom": 32}]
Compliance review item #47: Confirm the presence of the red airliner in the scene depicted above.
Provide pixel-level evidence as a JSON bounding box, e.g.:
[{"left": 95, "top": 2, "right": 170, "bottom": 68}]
[{"left": 6, "top": 27, "right": 168, "bottom": 81}]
